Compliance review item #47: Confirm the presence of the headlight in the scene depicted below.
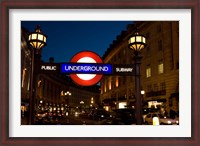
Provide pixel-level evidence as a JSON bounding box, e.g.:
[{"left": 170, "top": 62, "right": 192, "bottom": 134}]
[
  {"left": 176, "top": 121, "right": 179, "bottom": 124},
  {"left": 167, "top": 121, "right": 172, "bottom": 124}
]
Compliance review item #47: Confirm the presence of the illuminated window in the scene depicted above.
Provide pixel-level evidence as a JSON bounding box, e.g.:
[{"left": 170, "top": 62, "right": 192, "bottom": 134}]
[
  {"left": 146, "top": 67, "right": 151, "bottom": 78},
  {"left": 27, "top": 78, "right": 30, "bottom": 91},
  {"left": 104, "top": 84, "right": 107, "bottom": 92},
  {"left": 21, "top": 68, "right": 26, "bottom": 87},
  {"left": 115, "top": 77, "right": 119, "bottom": 87},
  {"left": 108, "top": 79, "right": 111, "bottom": 90},
  {"left": 158, "top": 62, "right": 164, "bottom": 74}
]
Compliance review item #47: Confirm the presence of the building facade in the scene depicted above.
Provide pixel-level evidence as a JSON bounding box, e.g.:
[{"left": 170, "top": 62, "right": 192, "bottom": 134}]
[
  {"left": 21, "top": 27, "right": 32, "bottom": 115},
  {"left": 36, "top": 72, "right": 100, "bottom": 115},
  {"left": 100, "top": 21, "right": 179, "bottom": 114},
  {"left": 21, "top": 28, "right": 100, "bottom": 122}
]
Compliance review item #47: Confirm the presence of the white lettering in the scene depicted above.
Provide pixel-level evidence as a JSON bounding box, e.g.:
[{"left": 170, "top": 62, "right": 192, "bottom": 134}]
[
  {"left": 116, "top": 68, "right": 133, "bottom": 72},
  {"left": 41, "top": 65, "right": 56, "bottom": 70},
  {"left": 64, "top": 65, "right": 109, "bottom": 72}
]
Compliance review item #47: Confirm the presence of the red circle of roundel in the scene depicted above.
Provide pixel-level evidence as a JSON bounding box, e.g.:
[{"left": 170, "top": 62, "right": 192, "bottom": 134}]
[{"left": 70, "top": 51, "right": 103, "bottom": 86}]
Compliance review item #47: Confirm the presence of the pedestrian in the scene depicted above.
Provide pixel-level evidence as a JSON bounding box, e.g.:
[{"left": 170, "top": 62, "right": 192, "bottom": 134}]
[{"left": 170, "top": 108, "right": 176, "bottom": 119}]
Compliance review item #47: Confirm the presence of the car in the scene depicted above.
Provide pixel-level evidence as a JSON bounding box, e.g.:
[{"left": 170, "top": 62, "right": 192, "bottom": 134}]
[
  {"left": 35, "top": 111, "right": 48, "bottom": 120},
  {"left": 144, "top": 113, "right": 179, "bottom": 125},
  {"left": 103, "top": 108, "right": 136, "bottom": 125},
  {"left": 142, "top": 108, "right": 160, "bottom": 123},
  {"left": 89, "top": 109, "right": 112, "bottom": 121}
]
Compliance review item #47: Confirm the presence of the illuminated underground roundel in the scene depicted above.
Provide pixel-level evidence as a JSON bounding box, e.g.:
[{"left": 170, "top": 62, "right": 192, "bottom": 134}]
[{"left": 69, "top": 51, "right": 103, "bottom": 86}]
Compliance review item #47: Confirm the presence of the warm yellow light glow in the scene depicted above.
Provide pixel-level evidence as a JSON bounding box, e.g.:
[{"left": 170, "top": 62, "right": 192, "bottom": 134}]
[
  {"left": 38, "top": 80, "right": 42, "bottom": 87},
  {"left": 104, "top": 84, "right": 107, "bottom": 92},
  {"left": 136, "top": 36, "right": 142, "bottom": 42},
  {"left": 153, "top": 117, "right": 160, "bottom": 125},
  {"left": 158, "top": 63, "right": 164, "bottom": 74},
  {"left": 119, "top": 102, "right": 127, "bottom": 109},
  {"left": 21, "top": 106, "right": 25, "bottom": 111},
  {"left": 22, "top": 68, "right": 26, "bottom": 87},
  {"left": 61, "top": 91, "right": 64, "bottom": 96},
  {"left": 32, "top": 34, "right": 37, "bottom": 39},
  {"left": 143, "top": 37, "right": 146, "bottom": 43},
  {"left": 28, "top": 26, "right": 46, "bottom": 50},
  {"left": 104, "top": 106, "right": 109, "bottom": 111},
  {"left": 38, "top": 34, "right": 43, "bottom": 41},
  {"left": 128, "top": 32, "right": 146, "bottom": 51},
  {"left": 146, "top": 67, "right": 151, "bottom": 78},
  {"left": 116, "top": 77, "right": 119, "bottom": 87},
  {"left": 108, "top": 80, "right": 111, "bottom": 90},
  {"left": 141, "top": 90, "right": 145, "bottom": 95}
]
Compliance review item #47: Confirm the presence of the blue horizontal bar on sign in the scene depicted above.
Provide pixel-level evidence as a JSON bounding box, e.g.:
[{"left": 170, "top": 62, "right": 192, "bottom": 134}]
[{"left": 60, "top": 63, "right": 113, "bottom": 74}]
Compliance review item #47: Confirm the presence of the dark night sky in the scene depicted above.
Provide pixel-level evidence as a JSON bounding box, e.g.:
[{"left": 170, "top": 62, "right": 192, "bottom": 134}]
[{"left": 21, "top": 21, "right": 133, "bottom": 63}]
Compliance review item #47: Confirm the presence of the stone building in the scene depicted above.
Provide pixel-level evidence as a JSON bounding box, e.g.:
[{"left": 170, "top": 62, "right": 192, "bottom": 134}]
[
  {"left": 100, "top": 21, "right": 179, "bottom": 114},
  {"left": 21, "top": 27, "right": 32, "bottom": 115},
  {"left": 21, "top": 27, "right": 100, "bottom": 121},
  {"left": 36, "top": 65, "right": 100, "bottom": 114}
]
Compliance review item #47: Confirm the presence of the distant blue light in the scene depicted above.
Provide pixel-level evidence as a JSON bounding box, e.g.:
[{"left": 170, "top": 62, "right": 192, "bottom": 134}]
[{"left": 61, "top": 63, "right": 112, "bottom": 74}]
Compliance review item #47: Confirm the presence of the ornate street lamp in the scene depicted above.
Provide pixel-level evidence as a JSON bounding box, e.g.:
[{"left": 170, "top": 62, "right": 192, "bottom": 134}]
[
  {"left": 128, "top": 32, "right": 146, "bottom": 53},
  {"left": 128, "top": 29, "right": 146, "bottom": 125},
  {"left": 28, "top": 25, "right": 47, "bottom": 124},
  {"left": 28, "top": 25, "right": 47, "bottom": 52}
]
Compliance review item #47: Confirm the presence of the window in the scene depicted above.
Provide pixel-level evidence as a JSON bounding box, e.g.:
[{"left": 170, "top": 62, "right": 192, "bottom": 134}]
[
  {"left": 160, "top": 82, "right": 166, "bottom": 91},
  {"left": 21, "top": 68, "right": 27, "bottom": 87},
  {"left": 154, "top": 84, "right": 158, "bottom": 91},
  {"left": 115, "top": 77, "right": 119, "bottom": 87},
  {"left": 158, "top": 61, "right": 164, "bottom": 74},
  {"left": 104, "top": 83, "right": 107, "bottom": 93},
  {"left": 108, "top": 78, "right": 112, "bottom": 90},
  {"left": 147, "top": 85, "right": 152, "bottom": 92},
  {"left": 146, "top": 66, "right": 151, "bottom": 78}
]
